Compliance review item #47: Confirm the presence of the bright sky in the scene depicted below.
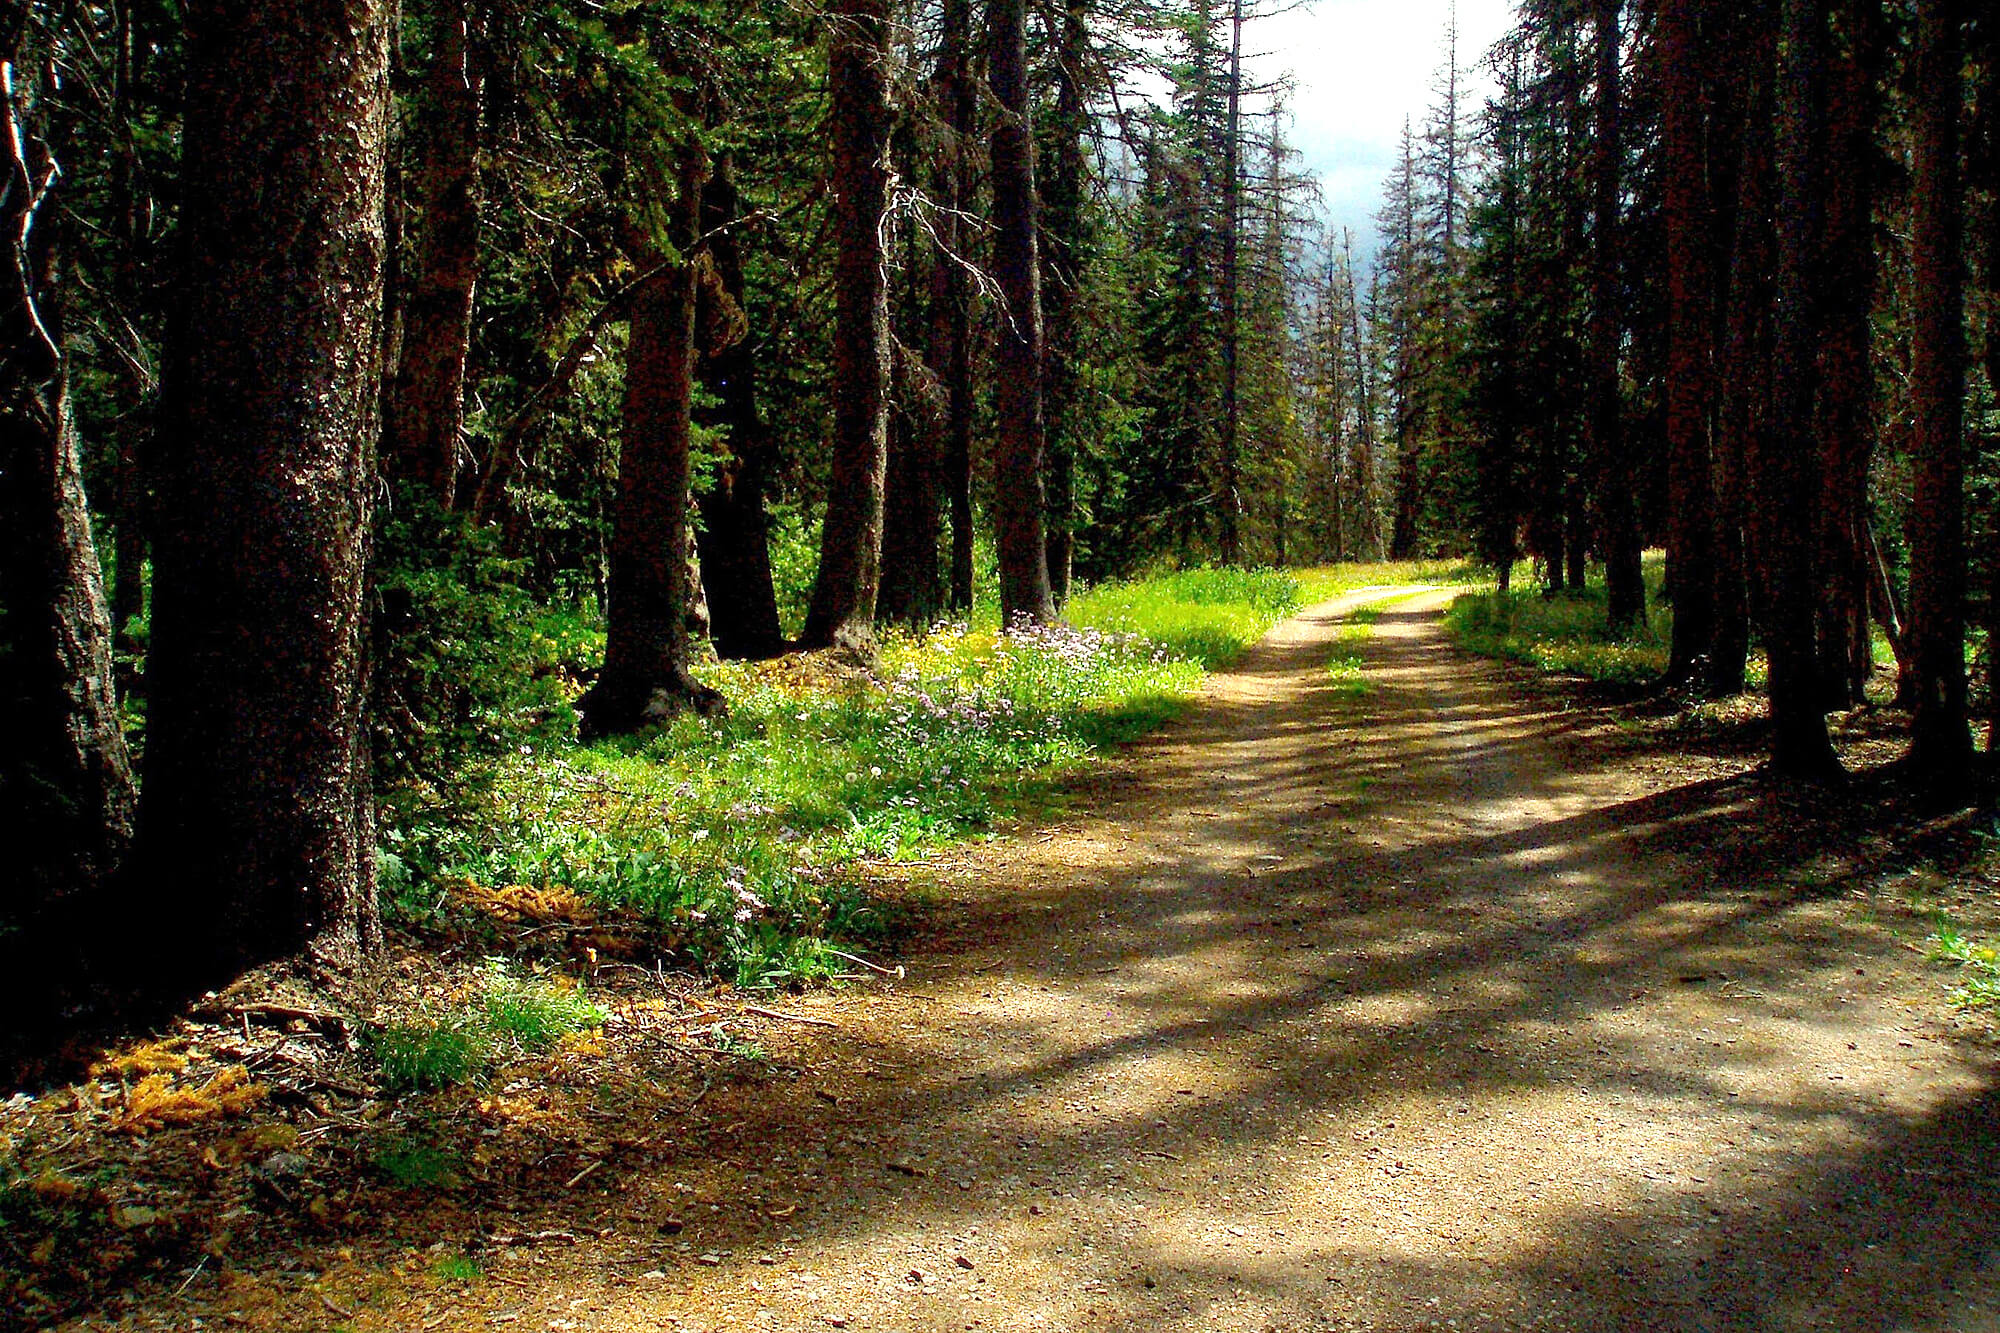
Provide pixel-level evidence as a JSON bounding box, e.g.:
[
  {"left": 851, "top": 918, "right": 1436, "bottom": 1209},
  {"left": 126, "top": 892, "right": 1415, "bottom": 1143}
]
[{"left": 1244, "top": 0, "right": 1518, "bottom": 260}]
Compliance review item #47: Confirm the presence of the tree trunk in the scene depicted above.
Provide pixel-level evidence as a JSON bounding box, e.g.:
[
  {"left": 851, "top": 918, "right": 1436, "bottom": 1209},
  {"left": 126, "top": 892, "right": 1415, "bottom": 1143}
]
[
  {"left": 1905, "top": 0, "right": 1970, "bottom": 773},
  {"left": 1753, "top": 0, "right": 1841, "bottom": 777},
  {"left": 578, "top": 148, "right": 726, "bottom": 737},
  {"left": 139, "top": 0, "right": 392, "bottom": 971},
  {"left": 1040, "top": 0, "right": 1089, "bottom": 605},
  {"left": 987, "top": 0, "right": 1055, "bottom": 624},
  {"left": 1589, "top": 0, "right": 1644, "bottom": 632},
  {"left": 105, "top": 4, "right": 150, "bottom": 666},
  {"left": 382, "top": 0, "right": 484, "bottom": 504},
  {"left": 1342, "top": 231, "right": 1380, "bottom": 559},
  {"left": 802, "top": 0, "right": 894, "bottom": 650},
  {"left": 0, "top": 46, "right": 137, "bottom": 896},
  {"left": 934, "top": 0, "right": 976, "bottom": 613},
  {"left": 694, "top": 154, "right": 787, "bottom": 659},
  {"left": 1215, "top": 0, "right": 1245, "bottom": 566},
  {"left": 878, "top": 343, "right": 947, "bottom": 627},
  {"left": 1709, "top": 32, "right": 1775, "bottom": 698},
  {"left": 1388, "top": 134, "right": 1422, "bottom": 562},
  {"left": 1660, "top": 0, "right": 1716, "bottom": 683},
  {"left": 1564, "top": 485, "right": 1588, "bottom": 592},
  {"left": 1811, "top": 0, "right": 1883, "bottom": 709},
  {"left": 1982, "top": 55, "right": 2000, "bottom": 750}
]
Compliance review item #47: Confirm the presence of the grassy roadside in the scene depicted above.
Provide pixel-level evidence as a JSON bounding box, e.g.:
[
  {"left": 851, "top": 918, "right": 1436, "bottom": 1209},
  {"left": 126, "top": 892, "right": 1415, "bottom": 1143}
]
[
  {"left": 1443, "top": 554, "right": 1673, "bottom": 685},
  {"left": 383, "top": 561, "right": 1471, "bottom": 992}
]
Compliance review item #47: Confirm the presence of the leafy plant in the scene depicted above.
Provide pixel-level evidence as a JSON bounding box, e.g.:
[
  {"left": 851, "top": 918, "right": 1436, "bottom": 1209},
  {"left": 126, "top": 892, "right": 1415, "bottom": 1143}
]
[
  {"left": 1929, "top": 920, "right": 2000, "bottom": 1013},
  {"left": 373, "top": 964, "right": 605, "bottom": 1091},
  {"left": 371, "top": 1134, "right": 463, "bottom": 1190}
]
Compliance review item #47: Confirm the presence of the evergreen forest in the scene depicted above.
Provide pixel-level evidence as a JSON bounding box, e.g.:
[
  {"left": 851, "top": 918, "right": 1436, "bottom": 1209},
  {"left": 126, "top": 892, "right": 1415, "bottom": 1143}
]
[{"left": 3, "top": 0, "right": 2000, "bottom": 1326}]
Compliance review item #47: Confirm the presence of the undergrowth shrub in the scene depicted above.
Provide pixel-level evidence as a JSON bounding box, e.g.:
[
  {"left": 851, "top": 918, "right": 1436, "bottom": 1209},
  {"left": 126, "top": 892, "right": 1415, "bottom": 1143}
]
[
  {"left": 1445, "top": 559, "right": 1671, "bottom": 685},
  {"left": 373, "top": 964, "right": 604, "bottom": 1092},
  {"left": 372, "top": 491, "right": 597, "bottom": 822}
]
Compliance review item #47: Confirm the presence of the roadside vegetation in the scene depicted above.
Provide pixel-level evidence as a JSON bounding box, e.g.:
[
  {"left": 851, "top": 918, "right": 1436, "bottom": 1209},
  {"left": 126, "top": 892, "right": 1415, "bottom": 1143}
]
[
  {"left": 1444, "top": 555, "right": 1672, "bottom": 685},
  {"left": 381, "top": 562, "right": 1468, "bottom": 997}
]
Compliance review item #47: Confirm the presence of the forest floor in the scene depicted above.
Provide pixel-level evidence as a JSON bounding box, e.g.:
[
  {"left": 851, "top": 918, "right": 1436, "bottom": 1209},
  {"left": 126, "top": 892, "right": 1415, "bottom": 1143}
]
[{"left": 25, "top": 587, "right": 2000, "bottom": 1332}]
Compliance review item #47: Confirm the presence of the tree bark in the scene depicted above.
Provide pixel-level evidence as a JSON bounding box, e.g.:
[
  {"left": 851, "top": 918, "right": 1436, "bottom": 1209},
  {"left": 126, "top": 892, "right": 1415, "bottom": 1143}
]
[
  {"left": 802, "top": 0, "right": 894, "bottom": 650},
  {"left": 1040, "top": 0, "right": 1089, "bottom": 604},
  {"left": 877, "top": 343, "right": 947, "bottom": 626},
  {"left": 1810, "top": 0, "right": 1883, "bottom": 708},
  {"left": 1980, "top": 33, "right": 2000, "bottom": 750},
  {"left": 1660, "top": 0, "right": 1716, "bottom": 683},
  {"left": 1708, "top": 27, "right": 1775, "bottom": 698},
  {"left": 578, "top": 148, "right": 726, "bottom": 736},
  {"left": 0, "top": 43, "right": 137, "bottom": 896},
  {"left": 139, "top": 0, "right": 392, "bottom": 971},
  {"left": 1215, "top": 0, "right": 1245, "bottom": 566},
  {"left": 1342, "top": 230, "right": 1380, "bottom": 559},
  {"left": 694, "top": 154, "right": 787, "bottom": 659},
  {"left": 1753, "top": 0, "right": 1841, "bottom": 777},
  {"left": 1589, "top": 0, "right": 1644, "bottom": 632},
  {"left": 382, "top": 0, "right": 484, "bottom": 504},
  {"left": 933, "top": 0, "right": 976, "bottom": 613},
  {"left": 1905, "top": 0, "right": 1970, "bottom": 773},
  {"left": 987, "top": 0, "right": 1055, "bottom": 624}
]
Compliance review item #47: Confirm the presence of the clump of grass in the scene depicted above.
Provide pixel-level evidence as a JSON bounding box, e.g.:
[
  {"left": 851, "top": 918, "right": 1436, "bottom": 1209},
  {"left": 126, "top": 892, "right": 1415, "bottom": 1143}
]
[
  {"left": 1445, "top": 558, "right": 1671, "bottom": 685},
  {"left": 482, "top": 965, "right": 606, "bottom": 1052},
  {"left": 431, "top": 1254, "right": 482, "bottom": 1283},
  {"left": 711, "top": 1033, "right": 770, "bottom": 1063},
  {"left": 1929, "top": 920, "right": 2000, "bottom": 1013},
  {"left": 374, "top": 1021, "right": 486, "bottom": 1093},
  {"left": 1324, "top": 608, "right": 1384, "bottom": 699},
  {"left": 1325, "top": 653, "right": 1370, "bottom": 698},
  {"left": 374, "top": 964, "right": 605, "bottom": 1092},
  {"left": 371, "top": 1134, "right": 462, "bottom": 1189},
  {"left": 1065, "top": 566, "right": 1306, "bottom": 669}
]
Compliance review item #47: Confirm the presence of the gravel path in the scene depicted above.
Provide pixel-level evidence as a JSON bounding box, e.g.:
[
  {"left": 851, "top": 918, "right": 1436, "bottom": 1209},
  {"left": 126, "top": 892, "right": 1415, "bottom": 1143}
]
[{"left": 353, "top": 591, "right": 2000, "bottom": 1332}]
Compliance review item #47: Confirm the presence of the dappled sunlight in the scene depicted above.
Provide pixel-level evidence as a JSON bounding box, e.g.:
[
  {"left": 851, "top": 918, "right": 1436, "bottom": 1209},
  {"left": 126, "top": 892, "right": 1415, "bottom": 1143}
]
[{"left": 34, "top": 588, "right": 1995, "bottom": 1332}]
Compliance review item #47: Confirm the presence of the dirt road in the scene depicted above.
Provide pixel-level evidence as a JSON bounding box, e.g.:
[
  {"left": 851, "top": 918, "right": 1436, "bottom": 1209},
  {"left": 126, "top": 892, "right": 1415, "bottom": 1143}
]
[{"left": 303, "top": 592, "right": 2000, "bottom": 1331}]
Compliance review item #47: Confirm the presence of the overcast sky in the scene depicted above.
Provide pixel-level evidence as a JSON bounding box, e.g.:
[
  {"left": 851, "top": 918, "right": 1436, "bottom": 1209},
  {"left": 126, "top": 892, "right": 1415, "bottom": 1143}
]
[{"left": 1242, "top": 0, "right": 1519, "bottom": 259}]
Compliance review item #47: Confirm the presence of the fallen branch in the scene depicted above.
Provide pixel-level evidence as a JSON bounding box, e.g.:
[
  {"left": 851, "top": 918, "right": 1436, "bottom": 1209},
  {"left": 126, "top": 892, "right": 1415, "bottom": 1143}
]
[
  {"left": 225, "top": 1002, "right": 347, "bottom": 1026},
  {"left": 827, "top": 949, "right": 904, "bottom": 979},
  {"left": 741, "top": 1005, "right": 839, "bottom": 1028},
  {"left": 487, "top": 1229, "right": 579, "bottom": 1247}
]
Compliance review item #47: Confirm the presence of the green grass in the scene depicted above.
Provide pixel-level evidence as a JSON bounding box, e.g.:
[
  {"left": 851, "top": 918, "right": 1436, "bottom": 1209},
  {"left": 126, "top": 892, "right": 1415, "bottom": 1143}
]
[
  {"left": 371, "top": 1134, "right": 463, "bottom": 1190},
  {"left": 1320, "top": 594, "right": 1412, "bottom": 700},
  {"left": 1294, "top": 558, "right": 1485, "bottom": 608},
  {"left": 373, "top": 963, "right": 605, "bottom": 1092},
  {"left": 1929, "top": 919, "right": 2000, "bottom": 1013},
  {"left": 374, "top": 1021, "right": 486, "bottom": 1093},
  {"left": 385, "top": 562, "right": 1472, "bottom": 988},
  {"left": 1444, "top": 555, "right": 1671, "bottom": 685},
  {"left": 1063, "top": 566, "right": 1308, "bottom": 670},
  {"left": 431, "top": 1254, "right": 483, "bottom": 1283}
]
